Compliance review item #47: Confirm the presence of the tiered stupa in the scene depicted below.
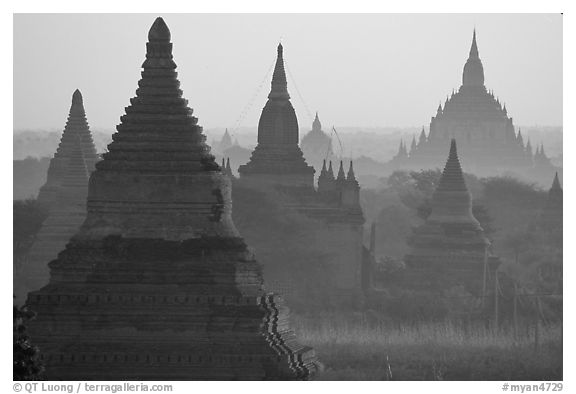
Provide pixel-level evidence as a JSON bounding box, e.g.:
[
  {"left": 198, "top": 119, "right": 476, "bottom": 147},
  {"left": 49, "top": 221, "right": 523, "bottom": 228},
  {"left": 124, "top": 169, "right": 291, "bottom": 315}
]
[
  {"left": 300, "top": 112, "right": 334, "bottom": 173},
  {"left": 236, "top": 44, "right": 364, "bottom": 301},
  {"left": 238, "top": 44, "right": 315, "bottom": 188},
  {"left": 36, "top": 90, "right": 98, "bottom": 210},
  {"left": 17, "top": 135, "right": 90, "bottom": 302},
  {"left": 403, "top": 139, "right": 499, "bottom": 294},
  {"left": 26, "top": 17, "right": 319, "bottom": 380},
  {"left": 392, "top": 31, "right": 550, "bottom": 179}
]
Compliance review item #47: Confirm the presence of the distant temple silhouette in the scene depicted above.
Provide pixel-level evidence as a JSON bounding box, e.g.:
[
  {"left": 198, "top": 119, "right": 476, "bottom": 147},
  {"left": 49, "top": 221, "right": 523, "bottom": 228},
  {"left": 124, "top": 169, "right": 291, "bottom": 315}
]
[
  {"left": 27, "top": 17, "right": 319, "bottom": 380},
  {"left": 238, "top": 43, "right": 315, "bottom": 187},
  {"left": 238, "top": 44, "right": 365, "bottom": 300},
  {"left": 17, "top": 90, "right": 97, "bottom": 302},
  {"left": 36, "top": 89, "right": 98, "bottom": 210},
  {"left": 301, "top": 112, "right": 334, "bottom": 173},
  {"left": 402, "top": 139, "right": 500, "bottom": 295},
  {"left": 388, "top": 30, "right": 558, "bottom": 180}
]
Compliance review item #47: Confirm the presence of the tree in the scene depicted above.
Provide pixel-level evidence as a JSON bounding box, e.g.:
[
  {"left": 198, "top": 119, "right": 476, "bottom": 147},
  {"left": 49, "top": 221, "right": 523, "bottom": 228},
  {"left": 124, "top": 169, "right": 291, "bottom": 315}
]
[{"left": 13, "top": 302, "right": 44, "bottom": 380}]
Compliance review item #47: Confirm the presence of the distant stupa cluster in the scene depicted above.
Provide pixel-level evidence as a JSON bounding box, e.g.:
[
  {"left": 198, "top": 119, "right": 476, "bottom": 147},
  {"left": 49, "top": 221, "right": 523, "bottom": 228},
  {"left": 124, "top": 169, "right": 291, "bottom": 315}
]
[{"left": 14, "top": 17, "right": 562, "bottom": 381}]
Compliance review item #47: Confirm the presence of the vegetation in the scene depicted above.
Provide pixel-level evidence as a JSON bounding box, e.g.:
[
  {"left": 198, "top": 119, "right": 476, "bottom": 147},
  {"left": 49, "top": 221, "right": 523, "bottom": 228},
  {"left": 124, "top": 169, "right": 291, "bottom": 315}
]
[
  {"left": 13, "top": 303, "right": 44, "bottom": 380},
  {"left": 295, "top": 314, "right": 562, "bottom": 381}
]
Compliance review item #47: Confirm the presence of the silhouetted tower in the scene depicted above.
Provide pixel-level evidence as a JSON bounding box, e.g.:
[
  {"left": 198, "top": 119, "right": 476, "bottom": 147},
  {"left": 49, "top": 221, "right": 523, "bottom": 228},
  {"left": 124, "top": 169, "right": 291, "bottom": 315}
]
[
  {"left": 238, "top": 43, "right": 314, "bottom": 187},
  {"left": 37, "top": 89, "right": 98, "bottom": 210},
  {"left": 27, "top": 17, "right": 319, "bottom": 381},
  {"left": 18, "top": 135, "right": 90, "bottom": 303},
  {"left": 403, "top": 139, "right": 499, "bottom": 294}
]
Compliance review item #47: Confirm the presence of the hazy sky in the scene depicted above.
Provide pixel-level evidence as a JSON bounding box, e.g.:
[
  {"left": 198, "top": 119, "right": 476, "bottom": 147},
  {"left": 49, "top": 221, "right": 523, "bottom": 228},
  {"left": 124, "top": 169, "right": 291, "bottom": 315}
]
[{"left": 13, "top": 13, "right": 562, "bottom": 132}]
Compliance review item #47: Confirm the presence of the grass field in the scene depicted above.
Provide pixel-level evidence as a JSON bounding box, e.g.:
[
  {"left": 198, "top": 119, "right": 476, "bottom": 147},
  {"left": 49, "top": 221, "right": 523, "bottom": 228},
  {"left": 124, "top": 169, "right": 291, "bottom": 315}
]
[{"left": 294, "top": 315, "right": 562, "bottom": 381}]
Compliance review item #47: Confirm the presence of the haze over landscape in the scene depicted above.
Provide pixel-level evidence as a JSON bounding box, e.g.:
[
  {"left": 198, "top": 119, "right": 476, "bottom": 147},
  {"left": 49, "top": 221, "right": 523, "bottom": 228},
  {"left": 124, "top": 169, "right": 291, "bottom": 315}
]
[{"left": 14, "top": 13, "right": 562, "bottom": 133}]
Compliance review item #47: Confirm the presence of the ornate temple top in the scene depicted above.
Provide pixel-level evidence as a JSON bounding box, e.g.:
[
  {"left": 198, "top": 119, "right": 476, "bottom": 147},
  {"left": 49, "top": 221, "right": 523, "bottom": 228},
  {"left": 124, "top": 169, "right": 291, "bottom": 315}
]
[
  {"left": 268, "top": 43, "right": 290, "bottom": 101},
  {"left": 238, "top": 43, "right": 314, "bottom": 183},
  {"left": 54, "top": 89, "right": 98, "bottom": 161},
  {"left": 80, "top": 17, "right": 233, "bottom": 241},
  {"left": 462, "top": 29, "right": 485, "bottom": 87},
  {"left": 312, "top": 112, "right": 321, "bottom": 132},
  {"left": 436, "top": 139, "right": 468, "bottom": 192}
]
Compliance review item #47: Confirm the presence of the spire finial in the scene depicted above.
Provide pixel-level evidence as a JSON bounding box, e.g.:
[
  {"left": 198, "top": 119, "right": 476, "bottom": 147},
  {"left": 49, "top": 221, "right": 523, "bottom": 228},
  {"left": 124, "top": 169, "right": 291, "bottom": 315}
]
[
  {"left": 148, "top": 17, "right": 171, "bottom": 41},
  {"left": 469, "top": 28, "right": 479, "bottom": 59},
  {"left": 72, "top": 89, "right": 83, "bottom": 105},
  {"left": 268, "top": 42, "right": 290, "bottom": 100},
  {"left": 143, "top": 17, "right": 175, "bottom": 70},
  {"left": 312, "top": 111, "right": 321, "bottom": 131}
]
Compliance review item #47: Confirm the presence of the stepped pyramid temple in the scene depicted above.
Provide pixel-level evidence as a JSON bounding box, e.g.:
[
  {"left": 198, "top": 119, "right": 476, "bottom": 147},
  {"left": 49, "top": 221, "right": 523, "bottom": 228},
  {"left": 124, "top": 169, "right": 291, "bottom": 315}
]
[
  {"left": 403, "top": 139, "right": 499, "bottom": 294},
  {"left": 16, "top": 90, "right": 97, "bottom": 303},
  {"left": 301, "top": 112, "right": 334, "bottom": 174},
  {"left": 238, "top": 44, "right": 364, "bottom": 302},
  {"left": 390, "top": 30, "right": 556, "bottom": 180},
  {"left": 27, "top": 17, "right": 319, "bottom": 380},
  {"left": 17, "top": 135, "right": 90, "bottom": 303},
  {"left": 36, "top": 90, "right": 98, "bottom": 210}
]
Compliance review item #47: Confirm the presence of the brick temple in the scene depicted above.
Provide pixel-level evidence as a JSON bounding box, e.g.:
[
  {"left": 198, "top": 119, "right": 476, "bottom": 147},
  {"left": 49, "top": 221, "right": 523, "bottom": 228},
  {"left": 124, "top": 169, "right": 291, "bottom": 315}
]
[
  {"left": 403, "top": 139, "right": 500, "bottom": 295},
  {"left": 238, "top": 44, "right": 365, "bottom": 301},
  {"left": 16, "top": 90, "right": 96, "bottom": 303},
  {"left": 26, "top": 17, "right": 319, "bottom": 380},
  {"left": 18, "top": 134, "right": 89, "bottom": 302},
  {"left": 36, "top": 89, "right": 98, "bottom": 210},
  {"left": 388, "top": 30, "right": 557, "bottom": 181}
]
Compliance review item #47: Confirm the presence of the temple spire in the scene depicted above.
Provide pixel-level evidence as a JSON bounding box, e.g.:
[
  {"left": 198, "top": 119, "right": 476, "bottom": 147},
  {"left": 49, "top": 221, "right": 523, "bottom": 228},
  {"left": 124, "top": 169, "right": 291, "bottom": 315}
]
[
  {"left": 268, "top": 43, "right": 290, "bottom": 100},
  {"left": 142, "top": 17, "right": 176, "bottom": 70},
  {"left": 347, "top": 161, "right": 356, "bottom": 182},
  {"left": 436, "top": 139, "right": 468, "bottom": 192},
  {"left": 418, "top": 127, "right": 427, "bottom": 146},
  {"left": 327, "top": 161, "right": 335, "bottom": 179},
  {"left": 516, "top": 128, "right": 524, "bottom": 146},
  {"left": 469, "top": 29, "right": 479, "bottom": 59},
  {"left": 320, "top": 159, "right": 327, "bottom": 174},
  {"left": 462, "top": 29, "right": 485, "bottom": 87},
  {"left": 336, "top": 160, "right": 346, "bottom": 182},
  {"left": 312, "top": 111, "right": 321, "bottom": 132},
  {"left": 551, "top": 172, "right": 562, "bottom": 192}
]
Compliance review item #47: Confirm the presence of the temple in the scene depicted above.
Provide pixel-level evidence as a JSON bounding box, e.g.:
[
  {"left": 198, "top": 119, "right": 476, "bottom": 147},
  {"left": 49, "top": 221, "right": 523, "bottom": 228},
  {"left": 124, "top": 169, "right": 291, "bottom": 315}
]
[
  {"left": 16, "top": 91, "right": 97, "bottom": 303},
  {"left": 36, "top": 89, "right": 98, "bottom": 210},
  {"left": 26, "top": 17, "right": 319, "bottom": 380},
  {"left": 238, "top": 44, "right": 315, "bottom": 188},
  {"left": 301, "top": 112, "right": 334, "bottom": 174},
  {"left": 402, "top": 139, "right": 499, "bottom": 294},
  {"left": 537, "top": 172, "right": 563, "bottom": 234},
  {"left": 237, "top": 44, "right": 365, "bottom": 303},
  {"left": 389, "top": 30, "right": 557, "bottom": 181}
]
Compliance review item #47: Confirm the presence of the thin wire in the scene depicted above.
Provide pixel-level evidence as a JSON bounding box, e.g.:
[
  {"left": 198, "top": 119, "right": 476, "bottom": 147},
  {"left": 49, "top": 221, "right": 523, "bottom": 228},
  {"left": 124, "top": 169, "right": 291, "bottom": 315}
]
[
  {"left": 284, "top": 59, "right": 314, "bottom": 123},
  {"left": 229, "top": 58, "right": 276, "bottom": 137}
]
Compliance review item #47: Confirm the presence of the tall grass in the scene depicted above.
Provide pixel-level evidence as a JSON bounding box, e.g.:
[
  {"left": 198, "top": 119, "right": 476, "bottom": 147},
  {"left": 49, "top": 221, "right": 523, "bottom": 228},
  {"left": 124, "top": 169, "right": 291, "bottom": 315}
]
[{"left": 294, "top": 314, "right": 562, "bottom": 381}]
